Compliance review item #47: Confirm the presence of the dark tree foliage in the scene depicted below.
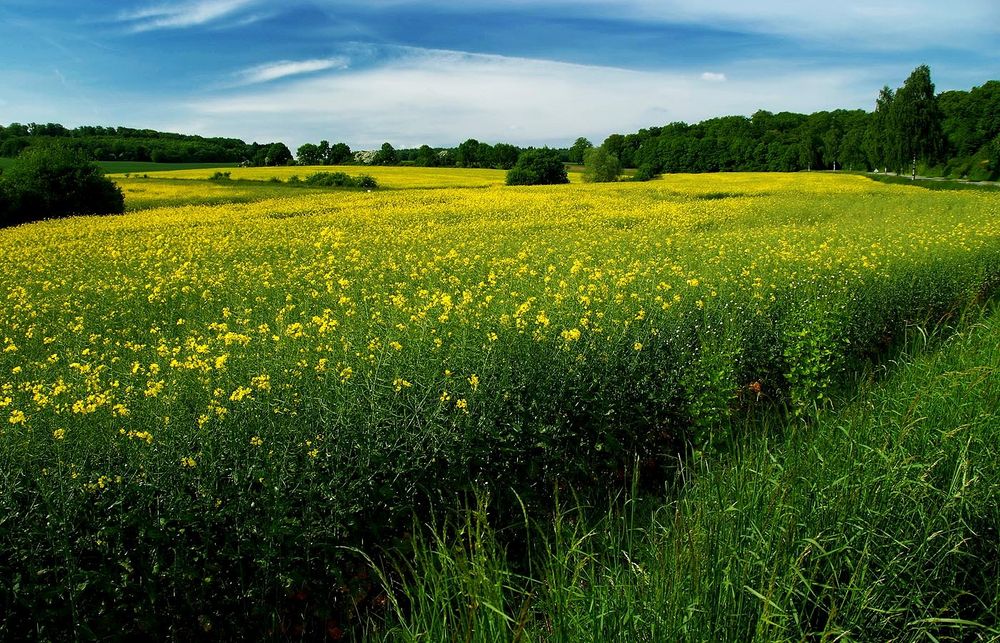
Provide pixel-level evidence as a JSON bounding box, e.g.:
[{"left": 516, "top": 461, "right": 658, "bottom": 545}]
[
  {"left": 326, "top": 143, "right": 352, "bottom": 165},
  {"left": 889, "top": 65, "right": 945, "bottom": 174},
  {"left": 0, "top": 122, "right": 273, "bottom": 164},
  {"left": 296, "top": 143, "right": 322, "bottom": 165},
  {"left": 492, "top": 143, "right": 521, "bottom": 170},
  {"left": 265, "top": 143, "right": 293, "bottom": 166},
  {"left": 599, "top": 66, "right": 995, "bottom": 180},
  {"left": 506, "top": 148, "right": 569, "bottom": 186},
  {"left": 568, "top": 137, "right": 594, "bottom": 163},
  {"left": 0, "top": 146, "right": 124, "bottom": 227},
  {"left": 373, "top": 142, "right": 399, "bottom": 166}
]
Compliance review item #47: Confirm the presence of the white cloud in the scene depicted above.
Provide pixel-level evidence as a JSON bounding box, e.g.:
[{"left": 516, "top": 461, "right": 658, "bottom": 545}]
[
  {"left": 186, "top": 46, "right": 875, "bottom": 150},
  {"left": 117, "top": 0, "right": 258, "bottom": 32},
  {"left": 700, "top": 72, "right": 726, "bottom": 82},
  {"left": 234, "top": 58, "right": 350, "bottom": 85}
]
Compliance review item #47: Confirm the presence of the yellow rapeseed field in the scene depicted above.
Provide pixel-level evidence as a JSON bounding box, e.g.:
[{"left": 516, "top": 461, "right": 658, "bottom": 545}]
[
  {"left": 2, "top": 169, "right": 999, "bottom": 635},
  {"left": 1, "top": 173, "right": 998, "bottom": 461},
  {"left": 125, "top": 164, "right": 516, "bottom": 188}
]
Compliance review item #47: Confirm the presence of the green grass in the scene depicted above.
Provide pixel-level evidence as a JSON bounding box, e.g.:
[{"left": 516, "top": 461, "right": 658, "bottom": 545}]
[
  {"left": 859, "top": 171, "right": 1000, "bottom": 191},
  {"left": 374, "top": 299, "right": 1000, "bottom": 641}
]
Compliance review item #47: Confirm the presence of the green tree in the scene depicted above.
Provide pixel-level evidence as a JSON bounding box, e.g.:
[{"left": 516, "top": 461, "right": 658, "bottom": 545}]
[
  {"left": 414, "top": 145, "right": 438, "bottom": 167},
  {"left": 492, "top": 143, "right": 520, "bottom": 170},
  {"left": 373, "top": 142, "right": 399, "bottom": 166},
  {"left": 326, "top": 142, "right": 352, "bottom": 165},
  {"left": 0, "top": 146, "right": 124, "bottom": 227},
  {"left": 602, "top": 134, "right": 626, "bottom": 165},
  {"left": 265, "top": 142, "right": 292, "bottom": 166},
  {"left": 455, "top": 139, "right": 482, "bottom": 167},
  {"left": 296, "top": 143, "right": 322, "bottom": 165},
  {"left": 582, "top": 146, "right": 620, "bottom": 182},
  {"left": 505, "top": 148, "right": 569, "bottom": 186},
  {"left": 568, "top": 137, "right": 593, "bottom": 164},
  {"left": 864, "top": 86, "right": 896, "bottom": 172},
  {"left": 890, "top": 65, "right": 945, "bottom": 174},
  {"left": 317, "top": 140, "right": 331, "bottom": 165}
]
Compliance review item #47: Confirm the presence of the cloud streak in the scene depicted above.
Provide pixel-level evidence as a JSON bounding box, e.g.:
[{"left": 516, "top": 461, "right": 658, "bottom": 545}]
[
  {"left": 117, "top": 0, "right": 259, "bottom": 32},
  {"left": 234, "top": 58, "right": 350, "bottom": 85}
]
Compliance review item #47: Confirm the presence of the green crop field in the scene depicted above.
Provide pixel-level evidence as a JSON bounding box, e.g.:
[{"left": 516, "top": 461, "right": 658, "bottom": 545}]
[{"left": 1, "top": 170, "right": 998, "bottom": 638}]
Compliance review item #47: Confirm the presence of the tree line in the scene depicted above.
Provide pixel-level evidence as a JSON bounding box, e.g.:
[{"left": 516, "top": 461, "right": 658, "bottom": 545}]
[
  {"left": 593, "top": 66, "right": 999, "bottom": 181},
  {"left": 0, "top": 123, "right": 295, "bottom": 167}
]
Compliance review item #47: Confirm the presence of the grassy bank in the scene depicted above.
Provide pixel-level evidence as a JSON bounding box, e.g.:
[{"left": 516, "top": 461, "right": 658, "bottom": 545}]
[{"left": 376, "top": 299, "right": 1000, "bottom": 641}]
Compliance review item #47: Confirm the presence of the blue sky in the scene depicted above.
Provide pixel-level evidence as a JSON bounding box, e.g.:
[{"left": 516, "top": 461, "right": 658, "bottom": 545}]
[{"left": 1, "top": 1, "right": 998, "bottom": 150}]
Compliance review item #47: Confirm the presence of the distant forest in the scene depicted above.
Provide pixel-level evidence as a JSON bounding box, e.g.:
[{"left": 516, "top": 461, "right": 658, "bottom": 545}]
[
  {"left": 0, "top": 124, "right": 292, "bottom": 167},
  {"left": 1, "top": 66, "right": 997, "bottom": 178},
  {"left": 596, "top": 66, "right": 999, "bottom": 181}
]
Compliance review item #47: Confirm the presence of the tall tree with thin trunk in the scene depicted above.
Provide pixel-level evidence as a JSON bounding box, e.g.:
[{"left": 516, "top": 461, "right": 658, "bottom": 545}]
[
  {"left": 864, "top": 85, "right": 895, "bottom": 172},
  {"left": 890, "top": 65, "right": 945, "bottom": 174}
]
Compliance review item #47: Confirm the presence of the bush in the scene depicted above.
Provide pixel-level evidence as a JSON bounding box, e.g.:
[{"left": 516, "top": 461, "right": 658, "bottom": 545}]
[
  {"left": 0, "top": 147, "right": 124, "bottom": 227},
  {"left": 632, "top": 164, "right": 659, "bottom": 182},
  {"left": 506, "top": 148, "right": 569, "bottom": 186},
  {"left": 209, "top": 171, "right": 232, "bottom": 181},
  {"left": 582, "top": 146, "right": 621, "bottom": 183},
  {"left": 303, "top": 172, "right": 378, "bottom": 189}
]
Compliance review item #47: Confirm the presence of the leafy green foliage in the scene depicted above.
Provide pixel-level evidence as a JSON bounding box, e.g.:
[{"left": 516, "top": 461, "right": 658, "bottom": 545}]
[
  {"left": 0, "top": 146, "right": 124, "bottom": 226},
  {"left": 506, "top": 148, "right": 569, "bottom": 185},
  {"left": 303, "top": 171, "right": 377, "bottom": 189},
  {"left": 568, "top": 137, "right": 594, "bottom": 164},
  {"left": 373, "top": 142, "right": 400, "bottom": 166},
  {"left": 582, "top": 146, "right": 621, "bottom": 182}
]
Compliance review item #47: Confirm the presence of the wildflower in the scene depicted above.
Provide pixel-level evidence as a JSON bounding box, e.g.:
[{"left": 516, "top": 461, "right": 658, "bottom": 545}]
[
  {"left": 561, "top": 328, "right": 581, "bottom": 342},
  {"left": 53, "top": 428, "right": 66, "bottom": 440}
]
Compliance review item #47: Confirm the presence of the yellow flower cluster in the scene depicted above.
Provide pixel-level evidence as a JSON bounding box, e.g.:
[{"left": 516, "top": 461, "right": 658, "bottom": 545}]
[{"left": 0, "top": 170, "right": 997, "bottom": 489}]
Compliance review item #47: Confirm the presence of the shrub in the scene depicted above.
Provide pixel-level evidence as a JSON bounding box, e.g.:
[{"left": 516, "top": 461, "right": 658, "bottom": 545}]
[
  {"left": 303, "top": 172, "right": 378, "bottom": 189},
  {"left": 305, "top": 172, "right": 353, "bottom": 187},
  {"left": 0, "top": 147, "right": 124, "bottom": 227},
  {"left": 582, "top": 146, "right": 621, "bottom": 183},
  {"left": 209, "top": 171, "right": 232, "bottom": 181},
  {"left": 506, "top": 149, "right": 569, "bottom": 186},
  {"left": 632, "top": 164, "right": 659, "bottom": 182}
]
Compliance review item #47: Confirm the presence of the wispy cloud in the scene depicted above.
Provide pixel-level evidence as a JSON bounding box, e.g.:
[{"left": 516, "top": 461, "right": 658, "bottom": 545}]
[
  {"left": 700, "top": 72, "right": 726, "bottom": 82},
  {"left": 234, "top": 58, "right": 349, "bottom": 86},
  {"left": 186, "top": 46, "right": 876, "bottom": 150},
  {"left": 117, "top": 0, "right": 259, "bottom": 32},
  {"left": 327, "top": 0, "right": 1000, "bottom": 52}
]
